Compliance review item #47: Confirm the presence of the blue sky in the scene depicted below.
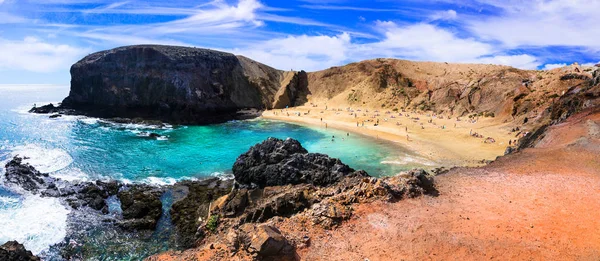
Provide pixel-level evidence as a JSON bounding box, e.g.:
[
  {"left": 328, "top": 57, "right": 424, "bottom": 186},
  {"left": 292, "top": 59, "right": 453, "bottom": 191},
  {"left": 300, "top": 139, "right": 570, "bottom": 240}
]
[{"left": 0, "top": 0, "right": 599, "bottom": 84}]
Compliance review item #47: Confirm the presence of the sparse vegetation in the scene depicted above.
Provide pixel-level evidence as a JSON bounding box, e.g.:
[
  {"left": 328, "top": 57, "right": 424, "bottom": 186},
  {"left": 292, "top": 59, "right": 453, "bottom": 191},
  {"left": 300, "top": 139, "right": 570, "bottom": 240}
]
[{"left": 206, "top": 215, "right": 219, "bottom": 232}]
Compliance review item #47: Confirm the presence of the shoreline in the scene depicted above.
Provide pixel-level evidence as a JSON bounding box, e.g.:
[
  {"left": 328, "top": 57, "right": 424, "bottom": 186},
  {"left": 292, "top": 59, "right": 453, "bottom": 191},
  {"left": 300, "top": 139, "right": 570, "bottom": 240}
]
[{"left": 261, "top": 106, "right": 516, "bottom": 167}]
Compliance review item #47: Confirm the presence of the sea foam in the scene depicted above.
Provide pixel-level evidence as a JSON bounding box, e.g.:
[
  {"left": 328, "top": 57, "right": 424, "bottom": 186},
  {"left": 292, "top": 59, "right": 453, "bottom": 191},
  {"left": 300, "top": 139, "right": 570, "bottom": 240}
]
[
  {"left": 0, "top": 194, "right": 69, "bottom": 255},
  {"left": 11, "top": 144, "right": 73, "bottom": 173}
]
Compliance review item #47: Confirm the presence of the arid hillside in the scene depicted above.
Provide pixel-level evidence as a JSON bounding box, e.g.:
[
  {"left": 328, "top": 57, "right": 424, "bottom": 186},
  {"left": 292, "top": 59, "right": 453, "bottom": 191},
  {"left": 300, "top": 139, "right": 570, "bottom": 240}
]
[{"left": 304, "top": 59, "right": 598, "bottom": 127}]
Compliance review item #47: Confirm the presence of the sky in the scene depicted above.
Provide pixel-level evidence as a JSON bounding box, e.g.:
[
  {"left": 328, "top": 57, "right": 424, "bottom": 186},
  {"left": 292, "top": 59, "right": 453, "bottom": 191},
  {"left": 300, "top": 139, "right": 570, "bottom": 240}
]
[{"left": 0, "top": 0, "right": 599, "bottom": 84}]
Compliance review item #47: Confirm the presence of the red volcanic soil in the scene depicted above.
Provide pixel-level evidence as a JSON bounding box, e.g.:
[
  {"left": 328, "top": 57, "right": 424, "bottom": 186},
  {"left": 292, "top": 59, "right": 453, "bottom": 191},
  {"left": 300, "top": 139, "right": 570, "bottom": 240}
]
[
  {"left": 149, "top": 110, "right": 600, "bottom": 261},
  {"left": 281, "top": 110, "right": 600, "bottom": 261}
]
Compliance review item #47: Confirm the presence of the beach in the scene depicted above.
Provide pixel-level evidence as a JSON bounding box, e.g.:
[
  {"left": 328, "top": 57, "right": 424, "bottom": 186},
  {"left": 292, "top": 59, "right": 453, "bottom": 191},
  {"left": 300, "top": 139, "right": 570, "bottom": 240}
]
[{"left": 262, "top": 105, "right": 517, "bottom": 167}]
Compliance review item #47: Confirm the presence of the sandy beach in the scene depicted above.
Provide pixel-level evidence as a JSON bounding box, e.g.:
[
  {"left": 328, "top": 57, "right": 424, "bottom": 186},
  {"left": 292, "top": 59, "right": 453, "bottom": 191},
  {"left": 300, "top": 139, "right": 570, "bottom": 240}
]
[{"left": 262, "top": 105, "right": 517, "bottom": 167}]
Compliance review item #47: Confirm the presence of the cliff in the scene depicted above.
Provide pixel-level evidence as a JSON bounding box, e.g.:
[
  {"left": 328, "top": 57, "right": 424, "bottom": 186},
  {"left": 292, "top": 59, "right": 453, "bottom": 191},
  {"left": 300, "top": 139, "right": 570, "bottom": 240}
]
[{"left": 60, "top": 45, "right": 308, "bottom": 124}]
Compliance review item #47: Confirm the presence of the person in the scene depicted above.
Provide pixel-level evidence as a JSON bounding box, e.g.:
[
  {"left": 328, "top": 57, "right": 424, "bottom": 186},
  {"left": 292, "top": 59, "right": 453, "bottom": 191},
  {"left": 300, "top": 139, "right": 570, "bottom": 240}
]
[
  {"left": 321, "top": 118, "right": 323, "bottom": 122},
  {"left": 406, "top": 134, "right": 409, "bottom": 141},
  {"left": 509, "top": 140, "right": 512, "bottom": 146},
  {"left": 470, "top": 129, "right": 472, "bottom": 135},
  {"left": 405, "top": 126, "right": 408, "bottom": 132},
  {"left": 325, "top": 123, "right": 328, "bottom": 128},
  {"left": 347, "top": 133, "right": 349, "bottom": 136}
]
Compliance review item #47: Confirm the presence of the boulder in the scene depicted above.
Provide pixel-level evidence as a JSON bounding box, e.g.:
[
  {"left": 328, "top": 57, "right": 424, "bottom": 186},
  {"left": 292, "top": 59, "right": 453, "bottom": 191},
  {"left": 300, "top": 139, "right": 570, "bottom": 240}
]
[
  {"left": 0, "top": 241, "right": 40, "bottom": 261},
  {"left": 240, "top": 224, "right": 294, "bottom": 258},
  {"left": 233, "top": 138, "right": 368, "bottom": 187},
  {"left": 117, "top": 185, "right": 164, "bottom": 230}
]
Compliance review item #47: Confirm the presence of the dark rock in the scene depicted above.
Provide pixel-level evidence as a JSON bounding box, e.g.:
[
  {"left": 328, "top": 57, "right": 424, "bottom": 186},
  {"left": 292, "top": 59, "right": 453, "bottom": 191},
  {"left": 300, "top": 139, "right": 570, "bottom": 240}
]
[
  {"left": 55, "top": 45, "right": 309, "bottom": 124},
  {"left": 3, "top": 156, "right": 120, "bottom": 212},
  {"left": 0, "top": 241, "right": 40, "bottom": 261},
  {"left": 148, "top": 133, "right": 162, "bottom": 138},
  {"left": 233, "top": 137, "right": 368, "bottom": 188},
  {"left": 117, "top": 185, "right": 164, "bottom": 230},
  {"left": 560, "top": 73, "right": 590, "bottom": 81},
  {"left": 28, "top": 103, "right": 59, "bottom": 114},
  {"left": 504, "top": 146, "right": 517, "bottom": 155},
  {"left": 169, "top": 178, "right": 233, "bottom": 248},
  {"left": 4, "top": 157, "right": 55, "bottom": 193},
  {"left": 49, "top": 114, "right": 62, "bottom": 119}
]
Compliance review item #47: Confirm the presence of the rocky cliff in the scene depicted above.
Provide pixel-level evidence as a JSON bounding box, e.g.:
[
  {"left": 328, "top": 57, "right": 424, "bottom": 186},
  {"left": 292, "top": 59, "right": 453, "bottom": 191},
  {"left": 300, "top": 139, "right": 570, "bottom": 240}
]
[{"left": 59, "top": 45, "right": 308, "bottom": 124}]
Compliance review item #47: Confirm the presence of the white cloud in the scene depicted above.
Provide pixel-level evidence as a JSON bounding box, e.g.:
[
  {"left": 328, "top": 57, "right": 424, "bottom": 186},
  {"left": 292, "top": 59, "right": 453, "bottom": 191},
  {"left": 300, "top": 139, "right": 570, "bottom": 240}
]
[
  {"left": 234, "top": 33, "right": 351, "bottom": 71},
  {"left": 542, "top": 63, "right": 567, "bottom": 70},
  {"left": 429, "top": 9, "right": 458, "bottom": 21},
  {"left": 370, "top": 23, "right": 492, "bottom": 62},
  {"left": 467, "top": 0, "right": 600, "bottom": 49},
  {"left": 234, "top": 23, "right": 541, "bottom": 71},
  {"left": 475, "top": 54, "right": 540, "bottom": 70},
  {"left": 0, "top": 37, "right": 89, "bottom": 73}
]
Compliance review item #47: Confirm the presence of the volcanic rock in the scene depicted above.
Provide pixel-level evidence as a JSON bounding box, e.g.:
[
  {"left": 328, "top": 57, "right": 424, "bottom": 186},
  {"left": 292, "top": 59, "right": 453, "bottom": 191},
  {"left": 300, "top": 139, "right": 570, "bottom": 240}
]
[
  {"left": 55, "top": 45, "right": 308, "bottom": 124},
  {"left": 233, "top": 137, "right": 368, "bottom": 187},
  {"left": 0, "top": 241, "right": 40, "bottom": 261},
  {"left": 117, "top": 185, "right": 164, "bottom": 230}
]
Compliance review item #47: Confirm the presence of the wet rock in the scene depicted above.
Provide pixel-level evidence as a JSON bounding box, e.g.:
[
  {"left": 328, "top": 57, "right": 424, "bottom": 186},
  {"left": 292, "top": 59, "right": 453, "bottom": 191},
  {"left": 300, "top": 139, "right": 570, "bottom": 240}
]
[
  {"left": 0, "top": 241, "right": 40, "bottom": 261},
  {"left": 49, "top": 114, "right": 62, "bottom": 119},
  {"left": 4, "top": 157, "right": 121, "bottom": 211},
  {"left": 117, "top": 185, "right": 164, "bottom": 230},
  {"left": 233, "top": 137, "right": 368, "bottom": 188},
  {"left": 28, "top": 103, "right": 60, "bottom": 114},
  {"left": 4, "top": 157, "right": 56, "bottom": 193},
  {"left": 169, "top": 178, "right": 233, "bottom": 248}
]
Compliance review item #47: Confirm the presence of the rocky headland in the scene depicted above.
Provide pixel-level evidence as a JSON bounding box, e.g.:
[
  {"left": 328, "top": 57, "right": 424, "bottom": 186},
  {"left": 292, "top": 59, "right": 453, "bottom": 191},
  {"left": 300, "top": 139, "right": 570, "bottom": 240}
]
[{"left": 30, "top": 45, "right": 309, "bottom": 124}]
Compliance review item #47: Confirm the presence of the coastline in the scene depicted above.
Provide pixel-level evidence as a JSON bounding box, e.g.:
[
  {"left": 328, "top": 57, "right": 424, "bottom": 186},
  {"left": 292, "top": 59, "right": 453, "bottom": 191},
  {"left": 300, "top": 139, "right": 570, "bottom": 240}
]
[{"left": 261, "top": 105, "right": 516, "bottom": 167}]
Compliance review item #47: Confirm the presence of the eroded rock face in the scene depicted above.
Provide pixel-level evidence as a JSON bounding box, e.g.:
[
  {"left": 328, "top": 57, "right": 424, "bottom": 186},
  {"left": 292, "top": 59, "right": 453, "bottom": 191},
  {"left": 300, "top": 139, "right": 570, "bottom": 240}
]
[
  {"left": 233, "top": 138, "right": 368, "bottom": 187},
  {"left": 0, "top": 241, "right": 40, "bottom": 261},
  {"left": 169, "top": 178, "right": 233, "bottom": 248},
  {"left": 55, "top": 45, "right": 308, "bottom": 124}
]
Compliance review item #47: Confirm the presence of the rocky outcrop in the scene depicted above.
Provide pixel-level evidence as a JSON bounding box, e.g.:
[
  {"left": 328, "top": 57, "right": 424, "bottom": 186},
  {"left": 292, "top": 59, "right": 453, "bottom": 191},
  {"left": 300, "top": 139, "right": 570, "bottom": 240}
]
[
  {"left": 3, "top": 157, "right": 120, "bottom": 212},
  {"left": 169, "top": 178, "right": 233, "bottom": 248},
  {"left": 272, "top": 71, "right": 309, "bottom": 109},
  {"left": 42, "top": 45, "right": 308, "bottom": 124},
  {"left": 0, "top": 241, "right": 40, "bottom": 261},
  {"left": 117, "top": 185, "right": 164, "bottom": 230},
  {"left": 233, "top": 138, "right": 368, "bottom": 188}
]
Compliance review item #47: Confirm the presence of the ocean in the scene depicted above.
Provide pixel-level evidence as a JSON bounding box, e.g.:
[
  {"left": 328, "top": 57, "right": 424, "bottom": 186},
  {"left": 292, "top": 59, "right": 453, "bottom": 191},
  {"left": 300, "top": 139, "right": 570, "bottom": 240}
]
[{"left": 0, "top": 84, "right": 433, "bottom": 259}]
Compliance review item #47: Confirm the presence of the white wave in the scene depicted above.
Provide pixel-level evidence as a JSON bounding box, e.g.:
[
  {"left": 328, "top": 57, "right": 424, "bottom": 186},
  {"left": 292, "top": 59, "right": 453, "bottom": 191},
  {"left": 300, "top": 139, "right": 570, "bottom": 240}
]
[
  {"left": 0, "top": 195, "right": 69, "bottom": 255},
  {"left": 78, "top": 118, "right": 99, "bottom": 125},
  {"left": 210, "top": 172, "right": 234, "bottom": 180},
  {"left": 381, "top": 154, "right": 437, "bottom": 167},
  {"left": 51, "top": 167, "right": 90, "bottom": 182},
  {"left": 11, "top": 144, "right": 73, "bottom": 173},
  {"left": 156, "top": 136, "right": 169, "bottom": 141},
  {"left": 142, "top": 177, "right": 179, "bottom": 186}
]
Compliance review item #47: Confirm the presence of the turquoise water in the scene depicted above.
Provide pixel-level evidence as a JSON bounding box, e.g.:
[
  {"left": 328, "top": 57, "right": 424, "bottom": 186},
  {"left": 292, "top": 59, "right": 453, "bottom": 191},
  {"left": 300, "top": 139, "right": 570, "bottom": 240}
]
[{"left": 0, "top": 85, "right": 431, "bottom": 258}]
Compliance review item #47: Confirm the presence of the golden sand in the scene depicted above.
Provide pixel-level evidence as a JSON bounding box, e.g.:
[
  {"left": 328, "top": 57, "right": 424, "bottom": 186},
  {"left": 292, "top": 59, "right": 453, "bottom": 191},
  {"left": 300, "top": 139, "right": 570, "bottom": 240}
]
[{"left": 262, "top": 105, "right": 517, "bottom": 167}]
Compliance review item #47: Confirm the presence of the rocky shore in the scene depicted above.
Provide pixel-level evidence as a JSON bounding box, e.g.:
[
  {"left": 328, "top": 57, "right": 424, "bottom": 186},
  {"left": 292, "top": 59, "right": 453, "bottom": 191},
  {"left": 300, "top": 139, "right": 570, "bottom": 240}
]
[{"left": 2, "top": 138, "right": 435, "bottom": 260}]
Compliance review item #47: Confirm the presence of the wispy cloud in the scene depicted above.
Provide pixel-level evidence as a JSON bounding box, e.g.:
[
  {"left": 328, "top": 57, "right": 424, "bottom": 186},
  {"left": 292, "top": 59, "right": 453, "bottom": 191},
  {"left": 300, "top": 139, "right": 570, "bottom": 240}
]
[
  {"left": 300, "top": 4, "right": 402, "bottom": 12},
  {"left": 0, "top": 36, "right": 89, "bottom": 73}
]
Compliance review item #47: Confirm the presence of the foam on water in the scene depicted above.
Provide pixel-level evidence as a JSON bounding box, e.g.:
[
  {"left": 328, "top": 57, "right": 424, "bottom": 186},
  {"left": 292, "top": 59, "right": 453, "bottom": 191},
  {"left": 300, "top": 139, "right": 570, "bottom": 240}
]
[
  {"left": 0, "top": 194, "right": 69, "bottom": 255},
  {"left": 381, "top": 154, "right": 437, "bottom": 167},
  {"left": 11, "top": 144, "right": 73, "bottom": 173}
]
